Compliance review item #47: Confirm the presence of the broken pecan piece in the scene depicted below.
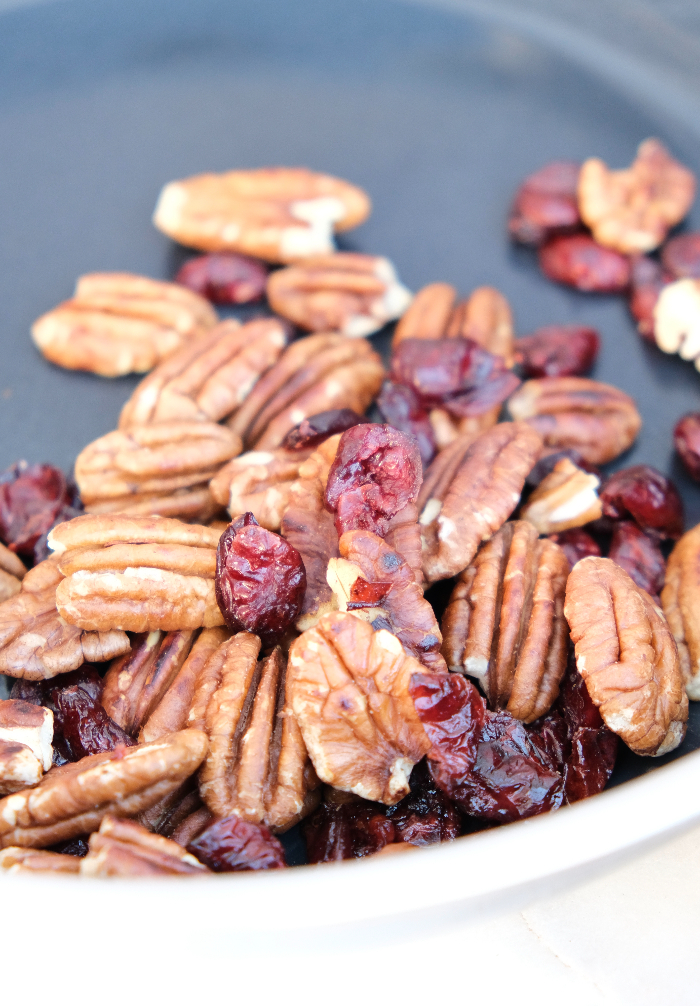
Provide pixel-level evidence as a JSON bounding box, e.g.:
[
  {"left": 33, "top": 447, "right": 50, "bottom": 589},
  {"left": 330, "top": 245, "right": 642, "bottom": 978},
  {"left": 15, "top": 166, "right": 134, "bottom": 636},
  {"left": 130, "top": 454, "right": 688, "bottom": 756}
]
[
  {"left": 519, "top": 458, "right": 602, "bottom": 535},
  {"left": 81, "top": 815, "right": 208, "bottom": 876},
  {"left": 0, "top": 700, "right": 53, "bottom": 794},
  {"left": 209, "top": 447, "right": 310, "bottom": 531},
  {"left": 0, "top": 846, "right": 81, "bottom": 873},
  {"left": 652, "top": 278, "right": 700, "bottom": 369},
  {"left": 565, "top": 556, "right": 687, "bottom": 755},
  {"left": 0, "top": 542, "right": 25, "bottom": 603},
  {"left": 662, "top": 524, "right": 700, "bottom": 699}
]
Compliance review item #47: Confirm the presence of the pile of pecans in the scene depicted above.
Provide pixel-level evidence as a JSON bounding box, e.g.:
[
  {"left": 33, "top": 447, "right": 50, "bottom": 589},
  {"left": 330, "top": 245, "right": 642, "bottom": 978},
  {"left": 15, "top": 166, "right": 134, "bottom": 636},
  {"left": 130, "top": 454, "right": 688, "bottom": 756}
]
[{"left": 0, "top": 150, "right": 698, "bottom": 876}]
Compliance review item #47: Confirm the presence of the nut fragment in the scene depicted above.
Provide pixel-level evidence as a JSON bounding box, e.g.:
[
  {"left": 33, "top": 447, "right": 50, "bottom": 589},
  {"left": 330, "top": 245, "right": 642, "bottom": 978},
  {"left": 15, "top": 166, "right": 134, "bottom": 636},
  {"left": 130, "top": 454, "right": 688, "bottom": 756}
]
[
  {"left": 578, "top": 139, "right": 696, "bottom": 254},
  {"left": 31, "top": 272, "right": 218, "bottom": 377},
  {"left": 565, "top": 557, "right": 687, "bottom": 756},
  {"left": 519, "top": 458, "right": 602, "bottom": 534},
  {"left": 81, "top": 815, "right": 208, "bottom": 876},
  {"left": 441, "top": 521, "right": 570, "bottom": 722},
  {"left": 153, "top": 166, "right": 371, "bottom": 262},
  {"left": 652, "top": 278, "right": 700, "bottom": 370},
  {"left": 209, "top": 447, "right": 310, "bottom": 530},
  {"left": 662, "top": 524, "right": 700, "bottom": 699},
  {"left": 0, "top": 700, "right": 54, "bottom": 794},
  {"left": 0, "top": 847, "right": 81, "bottom": 873},
  {"left": 0, "top": 542, "right": 26, "bottom": 602},
  {"left": 507, "top": 377, "right": 641, "bottom": 465}
]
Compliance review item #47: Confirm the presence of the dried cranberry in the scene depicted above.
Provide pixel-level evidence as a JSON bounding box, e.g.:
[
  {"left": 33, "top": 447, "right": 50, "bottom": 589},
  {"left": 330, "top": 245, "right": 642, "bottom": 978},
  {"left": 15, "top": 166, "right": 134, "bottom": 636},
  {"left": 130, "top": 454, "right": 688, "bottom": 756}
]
[
  {"left": 515, "top": 325, "right": 600, "bottom": 378},
  {"left": 608, "top": 520, "right": 666, "bottom": 599},
  {"left": 215, "top": 512, "right": 306, "bottom": 647},
  {"left": 9, "top": 679, "right": 45, "bottom": 704},
  {"left": 600, "top": 464, "right": 683, "bottom": 540},
  {"left": 628, "top": 255, "right": 670, "bottom": 340},
  {"left": 47, "top": 666, "right": 134, "bottom": 762},
  {"left": 508, "top": 161, "right": 581, "bottom": 246},
  {"left": 346, "top": 576, "right": 392, "bottom": 610},
  {"left": 539, "top": 235, "right": 631, "bottom": 292},
  {"left": 188, "top": 815, "right": 286, "bottom": 871},
  {"left": 175, "top": 253, "right": 268, "bottom": 304},
  {"left": 0, "top": 462, "right": 73, "bottom": 556},
  {"left": 281, "top": 408, "right": 367, "bottom": 451},
  {"left": 325, "top": 424, "right": 422, "bottom": 537},
  {"left": 526, "top": 449, "right": 600, "bottom": 488},
  {"left": 49, "top": 837, "right": 89, "bottom": 857},
  {"left": 303, "top": 799, "right": 396, "bottom": 863},
  {"left": 385, "top": 761, "right": 461, "bottom": 845},
  {"left": 556, "top": 661, "right": 617, "bottom": 803},
  {"left": 547, "top": 528, "right": 601, "bottom": 568},
  {"left": 674, "top": 412, "right": 700, "bottom": 482},
  {"left": 377, "top": 381, "right": 436, "bottom": 468},
  {"left": 661, "top": 233, "right": 700, "bottom": 279}
]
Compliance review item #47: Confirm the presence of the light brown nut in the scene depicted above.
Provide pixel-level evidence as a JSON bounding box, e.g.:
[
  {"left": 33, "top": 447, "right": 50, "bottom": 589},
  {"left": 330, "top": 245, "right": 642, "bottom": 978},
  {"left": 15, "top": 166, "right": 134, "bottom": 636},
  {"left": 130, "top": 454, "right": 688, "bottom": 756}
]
[
  {"left": 441, "top": 521, "right": 570, "bottom": 722},
  {"left": 652, "top": 278, "right": 700, "bottom": 369},
  {"left": 288, "top": 612, "right": 430, "bottom": 804},
  {"left": 152, "top": 166, "right": 371, "bottom": 262},
  {"left": 209, "top": 447, "right": 310, "bottom": 530},
  {"left": 419, "top": 422, "right": 544, "bottom": 584},
  {"left": 0, "top": 847, "right": 80, "bottom": 873},
  {"left": 0, "top": 700, "right": 53, "bottom": 794},
  {"left": 519, "top": 458, "right": 602, "bottom": 534},
  {"left": 661, "top": 524, "right": 700, "bottom": 700},
  {"left": 136, "top": 781, "right": 205, "bottom": 839},
  {"left": 565, "top": 556, "right": 687, "bottom": 756},
  {"left": 507, "top": 377, "right": 641, "bottom": 465},
  {"left": 0, "top": 728, "right": 208, "bottom": 848},
  {"left": 428, "top": 407, "right": 499, "bottom": 453},
  {"left": 31, "top": 272, "right": 218, "bottom": 377},
  {"left": 0, "top": 544, "right": 26, "bottom": 603},
  {"left": 81, "top": 484, "right": 221, "bottom": 524},
  {"left": 578, "top": 139, "right": 696, "bottom": 254},
  {"left": 80, "top": 815, "right": 208, "bottom": 877},
  {"left": 267, "top": 253, "right": 412, "bottom": 338},
  {"left": 118, "top": 318, "right": 290, "bottom": 428},
  {"left": 194, "top": 634, "right": 319, "bottom": 831},
  {"left": 0, "top": 558, "right": 130, "bottom": 680}
]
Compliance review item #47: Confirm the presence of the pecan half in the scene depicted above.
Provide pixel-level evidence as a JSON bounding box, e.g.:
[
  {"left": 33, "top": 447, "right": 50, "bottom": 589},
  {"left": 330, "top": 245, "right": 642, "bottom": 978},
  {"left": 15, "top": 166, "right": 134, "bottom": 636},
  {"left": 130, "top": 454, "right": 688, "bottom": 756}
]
[
  {"left": 419, "top": 422, "right": 543, "bottom": 584},
  {"left": 152, "top": 166, "right": 371, "bottom": 262},
  {"left": 0, "top": 700, "right": 54, "bottom": 794},
  {"left": 652, "top": 278, "right": 700, "bottom": 369},
  {"left": 0, "top": 728, "right": 208, "bottom": 848},
  {"left": 519, "top": 458, "right": 602, "bottom": 534},
  {"left": 267, "top": 253, "right": 412, "bottom": 337},
  {"left": 31, "top": 272, "right": 218, "bottom": 377},
  {"left": 578, "top": 139, "right": 696, "bottom": 254},
  {"left": 441, "top": 521, "right": 570, "bottom": 722},
  {"left": 118, "top": 318, "right": 289, "bottom": 428},
  {"left": 565, "top": 557, "right": 687, "bottom": 755},
  {"left": 0, "top": 847, "right": 80, "bottom": 873},
  {"left": 661, "top": 524, "right": 700, "bottom": 699},
  {"left": 288, "top": 612, "right": 430, "bottom": 804},
  {"left": 209, "top": 447, "right": 310, "bottom": 530},
  {"left": 81, "top": 815, "right": 208, "bottom": 876},
  {"left": 0, "top": 542, "right": 26, "bottom": 603},
  {"left": 507, "top": 377, "right": 641, "bottom": 465}
]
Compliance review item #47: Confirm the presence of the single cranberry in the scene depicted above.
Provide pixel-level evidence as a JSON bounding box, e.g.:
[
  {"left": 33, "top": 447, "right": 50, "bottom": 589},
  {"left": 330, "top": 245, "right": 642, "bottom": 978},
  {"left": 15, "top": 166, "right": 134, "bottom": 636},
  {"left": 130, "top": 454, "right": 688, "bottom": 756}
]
[
  {"left": 303, "top": 799, "right": 396, "bottom": 863},
  {"left": 281, "top": 408, "right": 367, "bottom": 451},
  {"left": 385, "top": 761, "right": 461, "bottom": 845},
  {"left": 600, "top": 464, "right": 683, "bottom": 540},
  {"left": 556, "top": 660, "right": 617, "bottom": 803},
  {"left": 508, "top": 161, "right": 581, "bottom": 246},
  {"left": 515, "top": 325, "right": 600, "bottom": 378},
  {"left": 377, "top": 381, "right": 436, "bottom": 468},
  {"left": 674, "top": 412, "right": 700, "bottom": 482},
  {"left": 608, "top": 520, "right": 666, "bottom": 599},
  {"left": 46, "top": 666, "right": 135, "bottom": 762},
  {"left": 175, "top": 253, "right": 268, "bottom": 304},
  {"left": 188, "top": 815, "right": 286, "bottom": 871},
  {"left": 661, "top": 233, "right": 700, "bottom": 279},
  {"left": 547, "top": 528, "right": 601, "bottom": 568},
  {"left": 628, "top": 255, "right": 671, "bottom": 340},
  {"left": 0, "top": 462, "right": 74, "bottom": 556},
  {"left": 539, "top": 235, "right": 631, "bottom": 292}
]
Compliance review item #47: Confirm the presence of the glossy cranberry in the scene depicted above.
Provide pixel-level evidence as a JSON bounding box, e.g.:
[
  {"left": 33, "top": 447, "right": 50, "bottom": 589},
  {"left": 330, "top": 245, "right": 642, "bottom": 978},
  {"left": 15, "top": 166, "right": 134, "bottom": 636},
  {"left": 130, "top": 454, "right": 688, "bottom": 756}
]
[
  {"left": 674, "top": 412, "right": 700, "bottom": 482},
  {"left": 608, "top": 520, "right": 666, "bottom": 598},
  {"left": 526, "top": 449, "right": 600, "bottom": 488},
  {"left": 547, "top": 528, "right": 601, "bottom": 568},
  {"left": 539, "top": 235, "right": 631, "bottom": 292},
  {"left": 47, "top": 666, "right": 134, "bottom": 762},
  {"left": 281, "top": 408, "right": 367, "bottom": 451},
  {"left": 0, "top": 462, "right": 74, "bottom": 556},
  {"left": 385, "top": 761, "right": 461, "bottom": 845},
  {"left": 556, "top": 661, "right": 617, "bottom": 803},
  {"left": 215, "top": 512, "right": 306, "bottom": 647},
  {"left": 600, "top": 464, "right": 683, "bottom": 540},
  {"left": 515, "top": 325, "right": 599, "bottom": 378},
  {"left": 303, "top": 799, "right": 396, "bottom": 863},
  {"left": 628, "top": 255, "right": 670, "bottom": 340},
  {"left": 325, "top": 424, "right": 422, "bottom": 537},
  {"left": 377, "top": 381, "right": 436, "bottom": 468},
  {"left": 346, "top": 576, "right": 392, "bottom": 610},
  {"left": 508, "top": 161, "right": 581, "bottom": 246},
  {"left": 661, "top": 233, "right": 700, "bottom": 279},
  {"left": 188, "top": 815, "right": 286, "bottom": 871},
  {"left": 175, "top": 253, "right": 268, "bottom": 304}
]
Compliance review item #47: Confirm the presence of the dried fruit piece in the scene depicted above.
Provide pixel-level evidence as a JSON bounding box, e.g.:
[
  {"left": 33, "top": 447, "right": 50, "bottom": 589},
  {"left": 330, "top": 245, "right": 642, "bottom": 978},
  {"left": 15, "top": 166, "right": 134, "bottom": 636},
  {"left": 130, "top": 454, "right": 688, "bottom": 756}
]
[
  {"left": 175, "top": 253, "right": 268, "bottom": 304},
  {"left": 674, "top": 412, "right": 700, "bottom": 481},
  {"left": 188, "top": 814, "right": 286, "bottom": 870},
  {"left": 209, "top": 447, "right": 309, "bottom": 531},
  {"left": 303, "top": 793, "right": 396, "bottom": 862},
  {"left": 281, "top": 408, "right": 366, "bottom": 451},
  {"left": 629, "top": 255, "right": 670, "bottom": 340},
  {"left": 508, "top": 161, "right": 581, "bottom": 246},
  {"left": 81, "top": 815, "right": 208, "bottom": 876},
  {"left": 556, "top": 661, "right": 618, "bottom": 804},
  {"left": 539, "top": 234, "right": 631, "bottom": 292},
  {"left": 661, "top": 523, "right": 700, "bottom": 699},
  {"left": 608, "top": 520, "right": 665, "bottom": 600},
  {"left": 0, "top": 462, "right": 74, "bottom": 557},
  {"left": 48, "top": 666, "right": 135, "bottom": 761},
  {"left": 514, "top": 325, "right": 599, "bottom": 378},
  {"left": 653, "top": 277, "right": 700, "bottom": 369},
  {"left": 600, "top": 464, "right": 683, "bottom": 540},
  {"left": 520, "top": 458, "right": 602, "bottom": 535},
  {"left": 377, "top": 381, "right": 436, "bottom": 468},
  {"left": 0, "top": 700, "right": 53, "bottom": 794},
  {"left": 661, "top": 233, "right": 700, "bottom": 279},
  {"left": 547, "top": 528, "right": 601, "bottom": 568},
  {"left": 153, "top": 166, "right": 371, "bottom": 262}
]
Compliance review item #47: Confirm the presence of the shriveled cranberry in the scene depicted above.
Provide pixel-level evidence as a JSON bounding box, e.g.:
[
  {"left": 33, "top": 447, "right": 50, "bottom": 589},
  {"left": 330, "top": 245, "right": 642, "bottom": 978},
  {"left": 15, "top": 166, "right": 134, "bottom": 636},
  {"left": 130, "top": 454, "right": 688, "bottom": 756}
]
[
  {"left": 661, "top": 233, "right": 700, "bottom": 279},
  {"left": 608, "top": 520, "right": 666, "bottom": 598},
  {"left": 526, "top": 449, "right": 600, "bottom": 488},
  {"left": 215, "top": 513, "right": 306, "bottom": 647},
  {"left": 377, "top": 380, "right": 436, "bottom": 468},
  {"left": 325, "top": 424, "right": 422, "bottom": 537},
  {"left": 557, "top": 662, "right": 617, "bottom": 803},
  {"left": 47, "top": 666, "right": 134, "bottom": 762},
  {"left": 539, "top": 235, "right": 631, "bottom": 292},
  {"left": 508, "top": 161, "right": 581, "bottom": 246},
  {"left": 346, "top": 576, "right": 392, "bottom": 610},
  {"left": 385, "top": 761, "right": 461, "bottom": 845},
  {"left": 600, "top": 464, "right": 683, "bottom": 540},
  {"left": 175, "top": 253, "right": 268, "bottom": 304},
  {"left": 188, "top": 815, "right": 286, "bottom": 871},
  {"left": 303, "top": 798, "right": 396, "bottom": 863},
  {"left": 674, "top": 412, "right": 700, "bottom": 482},
  {"left": 50, "top": 837, "right": 89, "bottom": 857},
  {"left": 0, "top": 462, "right": 73, "bottom": 556},
  {"left": 628, "top": 255, "right": 670, "bottom": 341},
  {"left": 281, "top": 408, "right": 367, "bottom": 451},
  {"left": 547, "top": 528, "right": 601, "bottom": 568},
  {"left": 9, "top": 679, "right": 45, "bottom": 704},
  {"left": 515, "top": 325, "right": 599, "bottom": 378}
]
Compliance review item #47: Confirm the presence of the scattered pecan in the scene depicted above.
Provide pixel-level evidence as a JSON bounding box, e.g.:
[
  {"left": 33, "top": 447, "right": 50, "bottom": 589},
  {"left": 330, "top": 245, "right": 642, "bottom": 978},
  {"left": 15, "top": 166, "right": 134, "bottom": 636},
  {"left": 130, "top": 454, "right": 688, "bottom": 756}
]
[
  {"left": 514, "top": 325, "right": 600, "bottom": 378},
  {"left": 539, "top": 234, "right": 631, "bottom": 292},
  {"left": 419, "top": 422, "right": 543, "bottom": 584},
  {"left": 565, "top": 557, "right": 687, "bottom": 755},
  {"left": 0, "top": 846, "right": 81, "bottom": 873},
  {"left": 652, "top": 278, "right": 700, "bottom": 369},
  {"left": 519, "top": 457, "right": 602, "bottom": 535},
  {"left": 31, "top": 272, "right": 218, "bottom": 377},
  {"left": 508, "top": 161, "right": 581, "bottom": 246},
  {"left": 267, "top": 253, "right": 412, "bottom": 337},
  {"left": 578, "top": 139, "right": 695, "bottom": 254},
  {"left": 152, "top": 166, "right": 371, "bottom": 262},
  {"left": 608, "top": 520, "right": 666, "bottom": 600},
  {"left": 175, "top": 252, "right": 268, "bottom": 304},
  {"left": 0, "top": 700, "right": 54, "bottom": 794},
  {"left": 662, "top": 524, "right": 700, "bottom": 700},
  {"left": 507, "top": 376, "right": 641, "bottom": 465},
  {"left": 288, "top": 612, "right": 431, "bottom": 804},
  {"left": 0, "top": 543, "right": 25, "bottom": 603},
  {"left": 81, "top": 815, "right": 208, "bottom": 876},
  {"left": 441, "top": 521, "right": 570, "bottom": 721},
  {"left": 209, "top": 447, "right": 309, "bottom": 530}
]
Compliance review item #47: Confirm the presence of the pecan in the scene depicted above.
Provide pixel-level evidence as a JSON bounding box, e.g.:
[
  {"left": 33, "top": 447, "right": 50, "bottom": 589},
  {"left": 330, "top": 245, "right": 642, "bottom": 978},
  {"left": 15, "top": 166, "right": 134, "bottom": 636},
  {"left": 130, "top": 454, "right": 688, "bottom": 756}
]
[
  {"left": 419, "top": 422, "right": 543, "bottom": 584},
  {"left": 227, "top": 332, "right": 384, "bottom": 450},
  {"left": 578, "top": 139, "right": 696, "bottom": 254},
  {"left": 0, "top": 847, "right": 80, "bottom": 873},
  {"left": 652, "top": 278, "right": 700, "bottom": 369},
  {"left": 81, "top": 815, "right": 208, "bottom": 876},
  {"left": 152, "top": 166, "right": 371, "bottom": 262},
  {"left": 31, "top": 272, "right": 218, "bottom": 377},
  {"left": 288, "top": 612, "right": 431, "bottom": 804},
  {"left": 118, "top": 318, "right": 289, "bottom": 428},
  {"left": 0, "top": 542, "right": 26, "bottom": 603},
  {"left": 0, "top": 700, "right": 54, "bottom": 794},
  {"left": 428, "top": 408, "right": 498, "bottom": 453},
  {"left": 661, "top": 524, "right": 700, "bottom": 699},
  {"left": 209, "top": 447, "right": 310, "bottom": 530},
  {"left": 507, "top": 377, "right": 641, "bottom": 465},
  {"left": 565, "top": 557, "right": 687, "bottom": 756},
  {"left": 267, "top": 253, "right": 412, "bottom": 337},
  {"left": 192, "top": 634, "right": 319, "bottom": 831},
  {"left": 0, "top": 727, "right": 208, "bottom": 848},
  {"left": 441, "top": 521, "right": 570, "bottom": 722},
  {"left": 519, "top": 458, "right": 602, "bottom": 534},
  {"left": 49, "top": 514, "right": 224, "bottom": 633},
  {"left": 0, "top": 558, "right": 130, "bottom": 680}
]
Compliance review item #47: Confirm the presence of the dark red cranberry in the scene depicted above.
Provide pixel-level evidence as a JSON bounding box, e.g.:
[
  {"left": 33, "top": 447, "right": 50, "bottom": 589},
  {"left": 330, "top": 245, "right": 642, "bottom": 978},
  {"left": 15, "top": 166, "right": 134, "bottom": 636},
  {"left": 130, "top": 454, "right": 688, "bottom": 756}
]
[
  {"left": 628, "top": 255, "right": 670, "bottom": 341},
  {"left": 0, "top": 462, "right": 74, "bottom": 556},
  {"left": 346, "top": 576, "right": 392, "bottom": 610},
  {"left": 661, "top": 233, "right": 700, "bottom": 279},
  {"left": 547, "top": 528, "right": 601, "bottom": 568},
  {"left": 608, "top": 521, "right": 666, "bottom": 599},
  {"left": 215, "top": 512, "right": 306, "bottom": 647},
  {"left": 281, "top": 408, "right": 367, "bottom": 451},
  {"left": 600, "top": 464, "right": 683, "bottom": 540},
  {"left": 555, "top": 660, "right": 617, "bottom": 803},
  {"left": 539, "top": 235, "right": 631, "bottom": 292},
  {"left": 47, "top": 666, "right": 135, "bottom": 762},
  {"left": 377, "top": 381, "right": 436, "bottom": 468},
  {"left": 526, "top": 449, "right": 600, "bottom": 488},
  {"left": 515, "top": 325, "right": 599, "bottom": 378},
  {"left": 674, "top": 412, "right": 700, "bottom": 482},
  {"left": 175, "top": 253, "right": 268, "bottom": 304},
  {"left": 508, "top": 161, "right": 581, "bottom": 246},
  {"left": 188, "top": 815, "right": 286, "bottom": 871},
  {"left": 303, "top": 798, "right": 396, "bottom": 863},
  {"left": 385, "top": 761, "right": 461, "bottom": 845}
]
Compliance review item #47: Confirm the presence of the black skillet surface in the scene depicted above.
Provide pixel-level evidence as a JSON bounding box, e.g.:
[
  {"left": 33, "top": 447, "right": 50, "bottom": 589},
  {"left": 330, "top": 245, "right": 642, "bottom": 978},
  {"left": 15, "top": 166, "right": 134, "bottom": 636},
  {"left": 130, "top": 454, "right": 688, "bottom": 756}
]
[{"left": 1, "top": 0, "right": 699, "bottom": 808}]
